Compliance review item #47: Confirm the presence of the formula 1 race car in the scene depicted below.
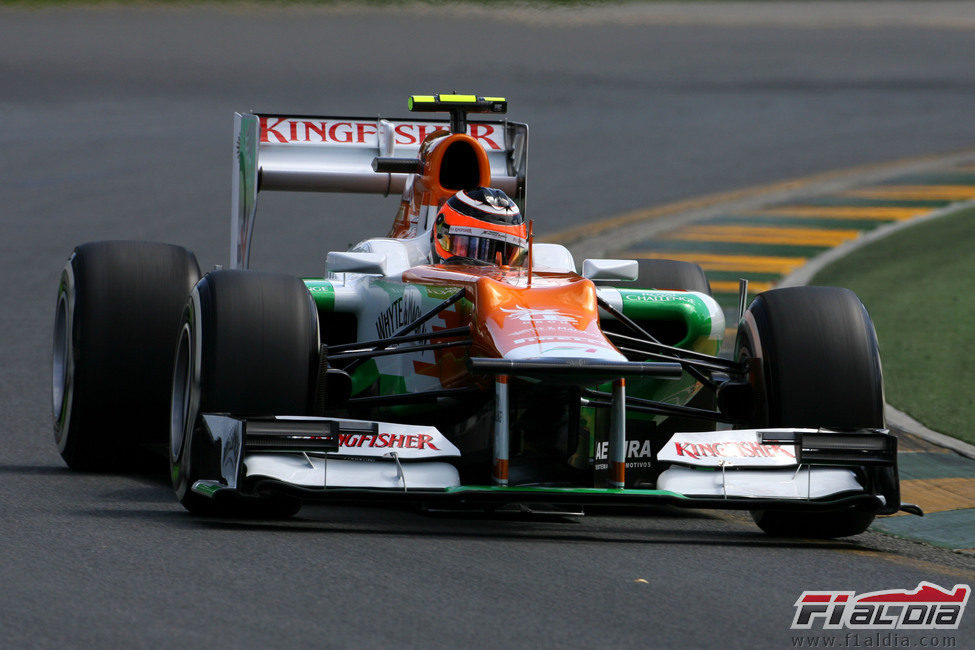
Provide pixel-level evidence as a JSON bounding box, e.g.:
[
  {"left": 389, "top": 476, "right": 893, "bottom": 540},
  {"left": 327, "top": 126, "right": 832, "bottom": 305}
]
[{"left": 52, "top": 94, "right": 917, "bottom": 538}]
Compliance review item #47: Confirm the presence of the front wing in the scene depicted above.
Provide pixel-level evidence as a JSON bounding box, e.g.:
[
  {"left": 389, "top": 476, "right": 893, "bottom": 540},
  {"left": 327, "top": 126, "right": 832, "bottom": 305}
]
[{"left": 190, "top": 415, "right": 901, "bottom": 517}]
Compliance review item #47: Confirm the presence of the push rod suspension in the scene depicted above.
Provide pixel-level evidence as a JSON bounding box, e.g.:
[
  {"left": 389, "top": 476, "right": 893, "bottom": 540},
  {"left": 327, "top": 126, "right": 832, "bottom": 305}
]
[
  {"left": 331, "top": 339, "right": 471, "bottom": 363},
  {"left": 610, "top": 339, "right": 738, "bottom": 375},
  {"left": 596, "top": 296, "right": 742, "bottom": 389},
  {"left": 327, "top": 326, "right": 470, "bottom": 354},
  {"left": 604, "top": 329, "right": 741, "bottom": 373},
  {"left": 581, "top": 389, "right": 737, "bottom": 424},
  {"left": 347, "top": 386, "right": 482, "bottom": 407},
  {"left": 343, "top": 290, "right": 467, "bottom": 373}
]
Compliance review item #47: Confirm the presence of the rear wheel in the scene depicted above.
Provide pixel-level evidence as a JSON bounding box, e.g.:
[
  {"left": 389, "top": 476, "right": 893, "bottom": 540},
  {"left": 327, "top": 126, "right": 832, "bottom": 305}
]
[
  {"left": 53, "top": 241, "right": 200, "bottom": 471},
  {"left": 631, "top": 258, "right": 712, "bottom": 295},
  {"left": 737, "top": 286, "right": 885, "bottom": 538},
  {"left": 170, "top": 270, "right": 319, "bottom": 517}
]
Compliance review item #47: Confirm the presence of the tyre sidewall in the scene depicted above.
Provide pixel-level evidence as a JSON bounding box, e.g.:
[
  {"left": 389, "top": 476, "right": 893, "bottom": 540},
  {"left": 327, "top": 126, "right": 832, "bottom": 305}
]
[
  {"left": 736, "top": 287, "right": 884, "bottom": 429},
  {"left": 53, "top": 263, "right": 78, "bottom": 456}
]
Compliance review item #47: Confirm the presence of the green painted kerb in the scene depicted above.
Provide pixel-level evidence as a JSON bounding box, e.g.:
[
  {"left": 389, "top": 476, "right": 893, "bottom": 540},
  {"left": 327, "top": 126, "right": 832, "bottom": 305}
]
[{"left": 303, "top": 280, "right": 336, "bottom": 311}]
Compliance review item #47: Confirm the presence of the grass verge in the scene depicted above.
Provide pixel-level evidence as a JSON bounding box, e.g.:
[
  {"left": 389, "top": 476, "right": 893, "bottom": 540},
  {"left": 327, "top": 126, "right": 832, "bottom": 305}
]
[{"left": 811, "top": 206, "right": 975, "bottom": 446}]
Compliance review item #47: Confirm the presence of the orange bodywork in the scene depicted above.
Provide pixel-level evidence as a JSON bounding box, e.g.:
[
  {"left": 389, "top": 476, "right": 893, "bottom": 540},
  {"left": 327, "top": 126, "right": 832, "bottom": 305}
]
[
  {"left": 387, "top": 132, "right": 492, "bottom": 239},
  {"left": 385, "top": 123, "right": 622, "bottom": 385},
  {"left": 403, "top": 265, "right": 622, "bottom": 372}
]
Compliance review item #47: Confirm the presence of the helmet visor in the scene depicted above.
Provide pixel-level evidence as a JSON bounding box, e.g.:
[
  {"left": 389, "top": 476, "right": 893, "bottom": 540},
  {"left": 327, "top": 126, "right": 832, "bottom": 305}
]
[{"left": 448, "top": 233, "right": 527, "bottom": 266}]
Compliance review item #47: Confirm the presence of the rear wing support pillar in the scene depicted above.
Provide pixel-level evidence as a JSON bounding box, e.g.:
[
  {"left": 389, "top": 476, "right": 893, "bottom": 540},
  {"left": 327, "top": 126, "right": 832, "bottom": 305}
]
[{"left": 232, "top": 112, "right": 260, "bottom": 270}]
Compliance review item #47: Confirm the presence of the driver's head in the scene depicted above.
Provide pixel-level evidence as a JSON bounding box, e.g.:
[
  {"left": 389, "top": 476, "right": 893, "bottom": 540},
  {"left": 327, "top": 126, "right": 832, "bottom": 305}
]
[{"left": 432, "top": 187, "right": 527, "bottom": 265}]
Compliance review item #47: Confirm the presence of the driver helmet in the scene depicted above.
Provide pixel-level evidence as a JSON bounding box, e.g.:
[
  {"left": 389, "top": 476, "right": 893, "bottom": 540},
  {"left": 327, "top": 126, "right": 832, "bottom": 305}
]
[{"left": 432, "top": 187, "right": 527, "bottom": 265}]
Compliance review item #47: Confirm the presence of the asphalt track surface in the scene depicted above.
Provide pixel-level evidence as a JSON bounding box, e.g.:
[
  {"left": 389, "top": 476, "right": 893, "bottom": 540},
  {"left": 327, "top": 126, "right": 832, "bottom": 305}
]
[{"left": 3, "top": 4, "right": 975, "bottom": 648}]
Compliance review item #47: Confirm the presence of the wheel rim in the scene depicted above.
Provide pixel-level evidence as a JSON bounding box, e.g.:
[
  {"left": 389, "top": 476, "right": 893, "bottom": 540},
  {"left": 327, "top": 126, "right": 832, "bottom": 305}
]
[
  {"left": 52, "top": 290, "right": 72, "bottom": 445},
  {"left": 170, "top": 323, "right": 193, "bottom": 460}
]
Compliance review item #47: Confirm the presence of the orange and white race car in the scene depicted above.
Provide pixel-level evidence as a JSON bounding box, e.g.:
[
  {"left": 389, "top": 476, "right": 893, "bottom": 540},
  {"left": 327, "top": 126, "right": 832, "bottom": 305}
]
[{"left": 52, "top": 95, "right": 915, "bottom": 537}]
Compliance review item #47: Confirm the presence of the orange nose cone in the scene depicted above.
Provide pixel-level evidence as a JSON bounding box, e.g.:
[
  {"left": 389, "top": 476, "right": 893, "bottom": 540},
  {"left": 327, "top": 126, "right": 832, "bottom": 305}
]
[{"left": 472, "top": 277, "right": 619, "bottom": 360}]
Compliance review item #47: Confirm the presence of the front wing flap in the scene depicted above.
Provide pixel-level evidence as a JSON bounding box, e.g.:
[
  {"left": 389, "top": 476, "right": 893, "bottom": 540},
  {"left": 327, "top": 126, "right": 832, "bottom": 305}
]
[{"left": 192, "top": 416, "right": 901, "bottom": 516}]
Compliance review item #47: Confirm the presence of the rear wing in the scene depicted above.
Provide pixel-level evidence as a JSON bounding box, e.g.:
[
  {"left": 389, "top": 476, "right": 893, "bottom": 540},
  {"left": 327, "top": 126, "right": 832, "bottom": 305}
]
[{"left": 231, "top": 112, "right": 529, "bottom": 269}]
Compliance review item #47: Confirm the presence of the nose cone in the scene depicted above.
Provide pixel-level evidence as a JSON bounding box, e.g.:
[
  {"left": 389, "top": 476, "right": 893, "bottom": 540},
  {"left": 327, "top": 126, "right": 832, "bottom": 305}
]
[{"left": 471, "top": 276, "right": 626, "bottom": 363}]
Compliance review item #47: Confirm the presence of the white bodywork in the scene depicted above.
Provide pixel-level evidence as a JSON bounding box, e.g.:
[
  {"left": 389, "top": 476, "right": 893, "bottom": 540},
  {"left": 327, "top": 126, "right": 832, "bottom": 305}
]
[
  {"left": 657, "top": 428, "right": 866, "bottom": 500},
  {"left": 244, "top": 417, "right": 462, "bottom": 490},
  {"left": 581, "top": 258, "right": 638, "bottom": 282},
  {"left": 658, "top": 429, "right": 800, "bottom": 468},
  {"left": 246, "top": 455, "right": 461, "bottom": 490},
  {"left": 231, "top": 112, "right": 527, "bottom": 270},
  {"left": 657, "top": 466, "right": 863, "bottom": 500}
]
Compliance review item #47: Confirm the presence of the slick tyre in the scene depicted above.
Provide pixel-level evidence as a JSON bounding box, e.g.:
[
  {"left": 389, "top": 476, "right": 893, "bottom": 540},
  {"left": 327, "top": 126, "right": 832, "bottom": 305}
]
[
  {"left": 53, "top": 241, "right": 201, "bottom": 471},
  {"left": 170, "top": 270, "right": 319, "bottom": 517},
  {"left": 736, "top": 286, "right": 884, "bottom": 538},
  {"left": 632, "top": 259, "right": 712, "bottom": 296}
]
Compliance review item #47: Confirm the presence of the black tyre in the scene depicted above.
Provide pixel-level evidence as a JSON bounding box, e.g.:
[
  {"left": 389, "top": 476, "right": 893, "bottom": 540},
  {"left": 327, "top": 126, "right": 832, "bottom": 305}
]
[
  {"left": 631, "top": 258, "right": 712, "bottom": 296},
  {"left": 736, "top": 286, "right": 884, "bottom": 538},
  {"left": 53, "top": 241, "right": 200, "bottom": 471},
  {"left": 170, "top": 270, "right": 319, "bottom": 516}
]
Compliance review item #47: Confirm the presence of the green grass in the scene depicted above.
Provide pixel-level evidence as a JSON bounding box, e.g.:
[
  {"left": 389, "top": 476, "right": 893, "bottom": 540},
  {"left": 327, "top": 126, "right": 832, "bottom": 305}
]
[
  {"left": 811, "top": 206, "right": 975, "bottom": 445},
  {"left": 0, "top": 0, "right": 652, "bottom": 6}
]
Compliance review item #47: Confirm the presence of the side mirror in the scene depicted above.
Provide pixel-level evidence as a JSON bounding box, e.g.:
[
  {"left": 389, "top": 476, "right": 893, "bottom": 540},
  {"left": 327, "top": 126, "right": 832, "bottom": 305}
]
[
  {"left": 531, "top": 243, "right": 577, "bottom": 273},
  {"left": 327, "top": 251, "right": 387, "bottom": 275},
  {"left": 581, "top": 258, "right": 638, "bottom": 282}
]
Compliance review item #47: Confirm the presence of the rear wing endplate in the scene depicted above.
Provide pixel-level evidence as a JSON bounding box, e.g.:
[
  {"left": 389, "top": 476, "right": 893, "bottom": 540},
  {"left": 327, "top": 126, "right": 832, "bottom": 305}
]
[{"left": 231, "top": 112, "right": 529, "bottom": 269}]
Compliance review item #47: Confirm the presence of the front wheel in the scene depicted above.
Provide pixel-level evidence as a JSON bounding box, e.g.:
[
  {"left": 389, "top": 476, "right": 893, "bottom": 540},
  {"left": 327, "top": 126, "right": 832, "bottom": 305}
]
[
  {"left": 170, "top": 270, "right": 319, "bottom": 516},
  {"left": 736, "top": 286, "right": 885, "bottom": 538}
]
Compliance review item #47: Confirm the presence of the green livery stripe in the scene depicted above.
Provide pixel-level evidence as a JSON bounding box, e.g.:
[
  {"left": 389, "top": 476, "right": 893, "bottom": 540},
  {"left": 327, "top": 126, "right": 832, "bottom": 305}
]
[
  {"left": 350, "top": 359, "right": 379, "bottom": 396},
  {"left": 617, "top": 289, "right": 715, "bottom": 350},
  {"left": 303, "top": 280, "right": 335, "bottom": 310},
  {"left": 379, "top": 373, "right": 408, "bottom": 395},
  {"left": 192, "top": 482, "right": 223, "bottom": 497},
  {"left": 445, "top": 485, "right": 688, "bottom": 498}
]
